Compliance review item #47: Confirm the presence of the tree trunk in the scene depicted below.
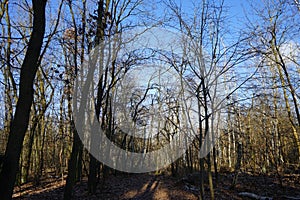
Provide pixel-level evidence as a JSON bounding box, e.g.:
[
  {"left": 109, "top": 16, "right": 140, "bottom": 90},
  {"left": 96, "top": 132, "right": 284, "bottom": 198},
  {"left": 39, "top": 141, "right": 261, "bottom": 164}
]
[
  {"left": 63, "top": 1, "right": 82, "bottom": 198},
  {"left": 88, "top": 156, "right": 99, "bottom": 194},
  {"left": 269, "top": 18, "right": 300, "bottom": 160},
  {"left": 88, "top": 0, "right": 106, "bottom": 194},
  {"left": 230, "top": 142, "right": 242, "bottom": 189},
  {"left": 0, "top": 0, "right": 46, "bottom": 199},
  {"left": 203, "top": 81, "right": 214, "bottom": 200},
  {"left": 197, "top": 83, "right": 205, "bottom": 200},
  {"left": 63, "top": 122, "right": 82, "bottom": 200}
]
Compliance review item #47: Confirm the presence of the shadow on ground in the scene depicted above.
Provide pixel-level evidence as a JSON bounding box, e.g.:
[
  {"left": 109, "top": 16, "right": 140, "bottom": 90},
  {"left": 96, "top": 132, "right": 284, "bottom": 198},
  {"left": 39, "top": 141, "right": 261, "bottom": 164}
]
[{"left": 13, "top": 172, "right": 300, "bottom": 200}]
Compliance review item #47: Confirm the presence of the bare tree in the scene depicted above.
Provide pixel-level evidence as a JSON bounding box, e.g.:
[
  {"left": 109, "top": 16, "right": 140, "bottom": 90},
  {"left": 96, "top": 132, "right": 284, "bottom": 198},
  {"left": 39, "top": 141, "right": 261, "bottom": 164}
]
[
  {"left": 164, "top": 0, "right": 256, "bottom": 198},
  {"left": 0, "top": 0, "right": 47, "bottom": 199},
  {"left": 245, "top": 0, "right": 300, "bottom": 160}
]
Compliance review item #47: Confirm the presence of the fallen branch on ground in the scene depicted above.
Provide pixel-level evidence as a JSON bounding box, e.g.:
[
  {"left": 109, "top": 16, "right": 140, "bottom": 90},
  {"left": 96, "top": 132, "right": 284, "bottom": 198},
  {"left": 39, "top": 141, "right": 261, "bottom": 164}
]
[
  {"left": 280, "top": 196, "right": 300, "bottom": 200},
  {"left": 238, "top": 192, "right": 273, "bottom": 200}
]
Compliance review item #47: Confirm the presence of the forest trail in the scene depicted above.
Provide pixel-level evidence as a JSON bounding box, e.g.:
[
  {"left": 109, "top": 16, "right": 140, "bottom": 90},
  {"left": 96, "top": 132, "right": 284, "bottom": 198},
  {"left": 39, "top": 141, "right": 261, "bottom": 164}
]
[{"left": 12, "top": 172, "right": 300, "bottom": 200}]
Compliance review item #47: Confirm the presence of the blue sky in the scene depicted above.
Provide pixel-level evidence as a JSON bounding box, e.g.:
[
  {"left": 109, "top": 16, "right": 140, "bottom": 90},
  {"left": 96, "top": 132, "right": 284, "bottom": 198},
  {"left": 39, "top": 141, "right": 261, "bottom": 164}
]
[
  {"left": 160, "top": 0, "right": 258, "bottom": 40},
  {"left": 228, "top": 0, "right": 249, "bottom": 17}
]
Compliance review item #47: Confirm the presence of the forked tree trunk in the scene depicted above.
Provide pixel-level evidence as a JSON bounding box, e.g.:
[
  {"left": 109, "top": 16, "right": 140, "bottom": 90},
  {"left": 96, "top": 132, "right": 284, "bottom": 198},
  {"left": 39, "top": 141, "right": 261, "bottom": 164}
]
[{"left": 0, "top": 0, "right": 46, "bottom": 199}]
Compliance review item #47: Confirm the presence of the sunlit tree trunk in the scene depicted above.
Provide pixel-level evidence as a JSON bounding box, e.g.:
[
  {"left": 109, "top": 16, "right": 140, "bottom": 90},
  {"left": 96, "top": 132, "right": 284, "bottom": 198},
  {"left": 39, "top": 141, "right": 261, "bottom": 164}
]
[{"left": 269, "top": 28, "right": 300, "bottom": 160}]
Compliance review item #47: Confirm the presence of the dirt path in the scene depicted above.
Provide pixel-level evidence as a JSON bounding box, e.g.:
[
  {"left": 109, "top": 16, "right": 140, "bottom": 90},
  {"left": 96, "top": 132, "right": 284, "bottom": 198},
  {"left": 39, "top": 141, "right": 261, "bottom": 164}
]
[{"left": 13, "top": 172, "right": 300, "bottom": 200}]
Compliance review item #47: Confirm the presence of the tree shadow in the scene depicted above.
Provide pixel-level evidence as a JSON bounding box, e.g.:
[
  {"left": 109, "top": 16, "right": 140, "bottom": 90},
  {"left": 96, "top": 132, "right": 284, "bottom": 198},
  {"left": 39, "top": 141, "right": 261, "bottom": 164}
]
[
  {"left": 121, "top": 176, "right": 161, "bottom": 200},
  {"left": 12, "top": 172, "right": 300, "bottom": 200}
]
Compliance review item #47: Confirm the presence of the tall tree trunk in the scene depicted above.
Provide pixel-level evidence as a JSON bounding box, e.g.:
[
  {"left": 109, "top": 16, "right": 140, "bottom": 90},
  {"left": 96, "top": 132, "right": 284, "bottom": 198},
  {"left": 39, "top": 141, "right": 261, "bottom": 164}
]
[
  {"left": 269, "top": 17, "right": 300, "bottom": 160},
  {"left": 63, "top": 0, "right": 83, "bottom": 198},
  {"left": 270, "top": 38, "right": 300, "bottom": 160},
  {"left": 203, "top": 81, "right": 214, "bottom": 200},
  {"left": 2, "top": 0, "right": 17, "bottom": 156},
  {"left": 197, "top": 82, "right": 205, "bottom": 200},
  {"left": 88, "top": 0, "right": 105, "bottom": 194},
  {"left": 0, "top": 0, "right": 46, "bottom": 199},
  {"left": 76, "top": 0, "right": 86, "bottom": 183}
]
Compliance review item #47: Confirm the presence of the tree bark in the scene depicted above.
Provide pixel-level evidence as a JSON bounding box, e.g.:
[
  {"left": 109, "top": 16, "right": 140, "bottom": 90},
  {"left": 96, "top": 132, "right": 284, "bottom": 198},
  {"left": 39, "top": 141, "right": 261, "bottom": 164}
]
[
  {"left": 0, "top": 0, "right": 46, "bottom": 199},
  {"left": 63, "top": 122, "right": 82, "bottom": 200}
]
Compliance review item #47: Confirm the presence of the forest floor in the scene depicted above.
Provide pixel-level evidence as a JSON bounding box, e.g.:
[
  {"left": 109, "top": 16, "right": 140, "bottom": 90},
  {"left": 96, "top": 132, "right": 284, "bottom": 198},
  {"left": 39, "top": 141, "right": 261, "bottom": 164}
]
[{"left": 12, "top": 171, "right": 300, "bottom": 200}]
